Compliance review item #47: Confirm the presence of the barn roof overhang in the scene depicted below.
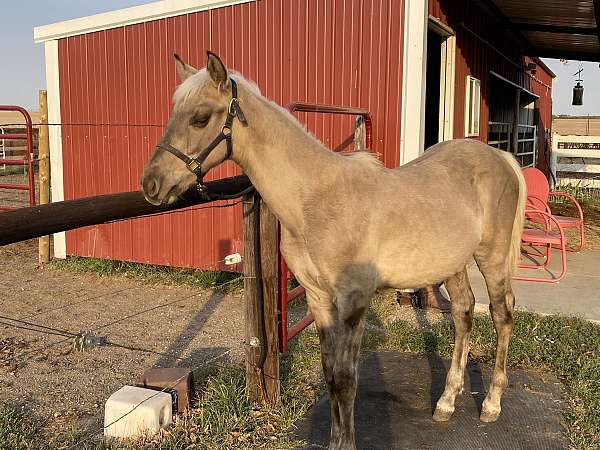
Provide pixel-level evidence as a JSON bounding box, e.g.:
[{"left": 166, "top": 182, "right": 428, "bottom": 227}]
[{"left": 478, "top": 0, "right": 600, "bottom": 62}]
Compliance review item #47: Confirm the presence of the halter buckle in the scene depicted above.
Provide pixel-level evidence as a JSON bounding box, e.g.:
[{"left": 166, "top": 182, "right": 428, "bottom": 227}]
[
  {"left": 228, "top": 98, "right": 238, "bottom": 115},
  {"left": 186, "top": 159, "right": 201, "bottom": 173}
]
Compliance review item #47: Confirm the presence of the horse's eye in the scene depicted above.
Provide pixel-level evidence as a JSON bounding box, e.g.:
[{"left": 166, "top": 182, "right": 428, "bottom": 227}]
[{"left": 191, "top": 114, "right": 210, "bottom": 128}]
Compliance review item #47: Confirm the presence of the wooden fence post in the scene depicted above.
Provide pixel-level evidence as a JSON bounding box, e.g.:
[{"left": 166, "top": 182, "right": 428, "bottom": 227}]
[
  {"left": 243, "top": 191, "right": 280, "bottom": 405},
  {"left": 38, "top": 90, "right": 50, "bottom": 264}
]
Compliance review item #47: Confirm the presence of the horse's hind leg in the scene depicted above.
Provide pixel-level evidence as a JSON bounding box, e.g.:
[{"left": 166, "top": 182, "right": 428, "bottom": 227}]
[
  {"left": 476, "top": 259, "right": 515, "bottom": 423},
  {"left": 433, "top": 268, "right": 475, "bottom": 422}
]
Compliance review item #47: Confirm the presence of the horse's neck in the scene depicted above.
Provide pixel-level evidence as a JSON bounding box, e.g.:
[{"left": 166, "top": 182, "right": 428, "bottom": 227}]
[{"left": 233, "top": 95, "right": 337, "bottom": 233}]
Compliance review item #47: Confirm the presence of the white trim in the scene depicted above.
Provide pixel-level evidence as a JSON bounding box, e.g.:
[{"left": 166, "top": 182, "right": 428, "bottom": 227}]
[
  {"left": 465, "top": 75, "right": 481, "bottom": 137},
  {"left": 34, "top": 0, "right": 254, "bottom": 42},
  {"left": 400, "top": 0, "right": 428, "bottom": 165},
  {"left": 432, "top": 22, "right": 455, "bottom": 142},
  {"left": 44, "top": 40, "right": 66, "bottom": 259}
]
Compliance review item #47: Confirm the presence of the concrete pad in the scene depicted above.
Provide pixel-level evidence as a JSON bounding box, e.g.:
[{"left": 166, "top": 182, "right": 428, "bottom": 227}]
[
  {"left": 468, "top": 250, "right": 600, "bottom": 321},
  {"left": 295, "top": 352, "right": 566, "bottom": 450}
]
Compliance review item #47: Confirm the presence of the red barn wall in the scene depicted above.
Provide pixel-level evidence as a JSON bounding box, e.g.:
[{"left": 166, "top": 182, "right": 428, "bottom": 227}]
[
  {"left": 57, "top": 0, "right": 404, "bottom": 270},
  {"left": 525, "top": 56, "right": 554, "bottom": 176}
]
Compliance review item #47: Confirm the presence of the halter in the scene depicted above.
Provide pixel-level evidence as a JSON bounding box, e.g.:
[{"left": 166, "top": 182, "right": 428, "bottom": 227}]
[{"left": 156, "top": 78, "right": 247, "bottom": 192}]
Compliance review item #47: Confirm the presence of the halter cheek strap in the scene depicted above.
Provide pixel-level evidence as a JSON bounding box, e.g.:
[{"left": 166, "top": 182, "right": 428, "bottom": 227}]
[{"left": 156, "top": 78, "right": 247, "bottom": 189}]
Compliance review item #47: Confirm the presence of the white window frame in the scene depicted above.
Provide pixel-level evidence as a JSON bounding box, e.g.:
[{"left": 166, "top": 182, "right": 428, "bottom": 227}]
[
  {"left": 428, "top": 17, "right": 456, "bottom": 143},
  {"left": 465, "top": 75, "right": 481, "bottom": 137}
]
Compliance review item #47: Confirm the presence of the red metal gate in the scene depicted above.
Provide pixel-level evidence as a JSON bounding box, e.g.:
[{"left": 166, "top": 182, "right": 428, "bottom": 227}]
[
  {"left": 278, "top": 103, "right": 373, "bottom": 352},
  {"left": 0, "top": 106, "right": 36, "bottom": 211}
]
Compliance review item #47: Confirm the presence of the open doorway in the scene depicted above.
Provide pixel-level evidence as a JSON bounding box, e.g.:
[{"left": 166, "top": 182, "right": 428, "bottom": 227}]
[
  {"left": 424, "top": 18, "right": 455, "bottom": 150},
  {"left": 488, "top": 72, "right": 539, "bottom": 167}
]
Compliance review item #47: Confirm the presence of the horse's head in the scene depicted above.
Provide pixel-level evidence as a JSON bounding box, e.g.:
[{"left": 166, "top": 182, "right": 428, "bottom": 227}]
[{"left": 141, "top": 51, "right": 239, "bottom": 205}]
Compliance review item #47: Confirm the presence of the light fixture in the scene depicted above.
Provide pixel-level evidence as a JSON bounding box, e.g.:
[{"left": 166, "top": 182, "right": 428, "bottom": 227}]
[{"left": 572, "top": 63, "right": 584, "bottom": 106}]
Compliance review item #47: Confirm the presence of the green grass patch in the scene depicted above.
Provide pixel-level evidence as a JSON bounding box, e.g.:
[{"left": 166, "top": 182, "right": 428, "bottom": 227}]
[
  {"left": 0, "top": 406, "right": 40, "bottom": 450},
  {"left": 51, "top": 256, "right": 242, "bottom": 292}
]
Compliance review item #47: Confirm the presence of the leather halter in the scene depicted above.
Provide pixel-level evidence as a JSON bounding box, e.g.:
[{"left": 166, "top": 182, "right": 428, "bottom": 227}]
[{"left": 156, "top": 78, "right": 247, "bottom": 191}]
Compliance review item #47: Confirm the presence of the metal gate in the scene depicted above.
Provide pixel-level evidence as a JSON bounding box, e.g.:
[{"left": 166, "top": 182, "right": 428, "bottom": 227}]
[
  {"left": 278, "top": 103, "right": 373, "bottom": 352},
  {"left": 0, "top": 106, "right": 36, "bottom": 211}
]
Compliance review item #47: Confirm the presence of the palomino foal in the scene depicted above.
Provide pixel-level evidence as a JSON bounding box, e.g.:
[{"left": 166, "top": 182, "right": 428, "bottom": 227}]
[{"left": 142, "top": 52, "right": 526, "bottom": 450}]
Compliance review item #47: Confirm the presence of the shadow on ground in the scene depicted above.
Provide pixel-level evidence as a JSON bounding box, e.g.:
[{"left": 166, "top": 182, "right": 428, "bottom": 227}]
[{"left": 295, "top": 351, "right": 566, "bottom": 449}]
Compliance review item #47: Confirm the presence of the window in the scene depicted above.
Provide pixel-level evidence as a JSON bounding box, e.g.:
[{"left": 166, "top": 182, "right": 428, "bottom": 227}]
[{"left": 465, "top": 76, "right": 481, "bottom": 137}]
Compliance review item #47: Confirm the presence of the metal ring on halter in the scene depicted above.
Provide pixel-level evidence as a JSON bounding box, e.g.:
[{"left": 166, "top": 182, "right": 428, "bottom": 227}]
[{"left": 228, "top": 98, "right": 237, "bottom": 115}]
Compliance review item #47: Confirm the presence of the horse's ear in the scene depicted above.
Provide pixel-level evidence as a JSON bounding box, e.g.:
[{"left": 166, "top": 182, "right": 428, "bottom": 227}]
[
  {"left": 206, "top": 51, "right": 228, "bottom": 87},
  {"left": 174, "top": 54, "right": 197, "bottom": 82}
]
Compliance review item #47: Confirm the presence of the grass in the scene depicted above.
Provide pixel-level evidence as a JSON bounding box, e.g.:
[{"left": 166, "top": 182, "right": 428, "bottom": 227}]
[
  {"left": 51, "top": 256, "right": 243, "bottom": 293},
  {"left": 0, "top": 406, "right": 40, "bottom": 450},
  {"left": 3, "top": 292, "right": 600, "bottom": 448}
]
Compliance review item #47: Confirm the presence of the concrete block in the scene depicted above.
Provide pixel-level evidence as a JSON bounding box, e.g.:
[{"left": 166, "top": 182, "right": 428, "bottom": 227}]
[{"left": 104, "top": 385, "right": 172, "bottom": 439}]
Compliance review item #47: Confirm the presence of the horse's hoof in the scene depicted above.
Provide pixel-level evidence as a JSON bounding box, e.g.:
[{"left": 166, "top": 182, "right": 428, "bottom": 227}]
[
  {"left": 432, "top": 405, "right": 454, "bottom": 422},
  {"left": 480, "top": 407, "right": 501, "bottom": 423}
]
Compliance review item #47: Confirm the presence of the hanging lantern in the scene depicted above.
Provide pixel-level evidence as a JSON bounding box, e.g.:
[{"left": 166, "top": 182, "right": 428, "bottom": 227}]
[{"left": 572, "top": 81, "right": 584, "bottom": 106}]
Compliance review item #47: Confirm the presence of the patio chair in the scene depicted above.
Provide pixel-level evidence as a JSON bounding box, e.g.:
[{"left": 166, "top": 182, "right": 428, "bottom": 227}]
[
  {"left": 514, "top": 208, "right": 567, "bottom": 284},
  {"left": 522, "top": 167, "right": 585, "bottom": 252}
]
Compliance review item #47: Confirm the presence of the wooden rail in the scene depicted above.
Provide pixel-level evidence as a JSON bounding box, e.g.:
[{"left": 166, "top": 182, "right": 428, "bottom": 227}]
[{"left": 0, "top": 175, "right": 252, "bottom": 246}]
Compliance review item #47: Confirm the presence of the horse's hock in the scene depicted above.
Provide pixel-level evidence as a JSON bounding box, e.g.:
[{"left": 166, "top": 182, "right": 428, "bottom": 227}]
[{"left": 296, "top": 352, "right": 567, "bottom": 449}]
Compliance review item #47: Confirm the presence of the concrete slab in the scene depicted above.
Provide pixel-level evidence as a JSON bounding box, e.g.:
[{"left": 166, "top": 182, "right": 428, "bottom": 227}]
[
  {"left": 295, "top": 352, "right": 567, "bottom": 450},
  {"left": 468, "top": 250, "right": 600, "bottom": 321}
]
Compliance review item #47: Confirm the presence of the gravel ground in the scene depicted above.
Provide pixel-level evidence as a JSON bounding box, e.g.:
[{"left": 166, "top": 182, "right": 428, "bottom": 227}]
[
  {"left": 0, "top": 171, "right": 39, "bottom": 210},
  {"left": 0, "top": 240, "right": 248, "bottom": 432}
]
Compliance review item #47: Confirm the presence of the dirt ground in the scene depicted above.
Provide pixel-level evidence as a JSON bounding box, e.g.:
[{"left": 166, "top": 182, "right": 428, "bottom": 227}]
[
  {"left": 0, "top": 240, "right": 249, "bottom": 433},
  {"left": 0, "top": 171, "right": 39, "bottom": 210}
]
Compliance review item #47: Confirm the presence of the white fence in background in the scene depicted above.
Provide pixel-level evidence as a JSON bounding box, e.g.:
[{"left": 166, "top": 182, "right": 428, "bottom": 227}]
[{"left": 551, "top": 133, "right": 600, "bottom": 189}]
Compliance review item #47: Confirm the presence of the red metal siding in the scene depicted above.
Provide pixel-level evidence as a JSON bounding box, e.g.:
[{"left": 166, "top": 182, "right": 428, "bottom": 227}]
[
  {"left": 525, "top": 56, "right": 554, "bottom": 176},
  {"left": 58, "top": 0, "right": 404, "bottom": 269}
]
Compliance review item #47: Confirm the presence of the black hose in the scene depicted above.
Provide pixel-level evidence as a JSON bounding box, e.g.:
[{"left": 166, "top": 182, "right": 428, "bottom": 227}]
[
  {"left": 253, "top": 192, "right": 268, "bottom": 370},
  {"left": 546, "top": 137, "right": 557, "bottom": 186}
]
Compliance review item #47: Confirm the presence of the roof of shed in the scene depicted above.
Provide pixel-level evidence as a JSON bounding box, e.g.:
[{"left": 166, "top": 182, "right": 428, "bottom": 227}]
[
  {"left": 486, "top": 0, "right": 600, "bottom": 61},
  {"left": 34, "top": 0, "right": 252, "bottom": 42}
]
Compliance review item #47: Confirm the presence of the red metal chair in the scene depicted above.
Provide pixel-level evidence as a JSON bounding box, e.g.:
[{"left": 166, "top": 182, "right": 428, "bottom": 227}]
[
  {"left": 522, "top": 167, "right": 585, "bottom": 252},
  {"left": 514, "top": 208, "right": 567, "bottom": 284}
]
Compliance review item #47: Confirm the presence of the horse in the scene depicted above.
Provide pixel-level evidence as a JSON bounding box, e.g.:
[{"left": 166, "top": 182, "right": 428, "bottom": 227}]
[{"left": 141, "top": 52, "right": 526, "bottom": 450}]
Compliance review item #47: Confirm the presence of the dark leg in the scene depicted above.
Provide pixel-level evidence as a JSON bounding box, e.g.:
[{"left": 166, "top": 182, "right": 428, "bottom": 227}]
[
  {"left": 433, "top": 269, "right": 475, "bottom": 421},
  {"left": 331, "top": 312, "right": 366, "bottom": 450},
  {"left": 313, "top": 288, "right": 369, "bottom": 450}
]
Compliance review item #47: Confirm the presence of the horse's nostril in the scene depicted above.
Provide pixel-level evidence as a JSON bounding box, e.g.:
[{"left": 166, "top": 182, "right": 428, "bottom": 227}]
[{"left": 144, "top": 177, "right": 160, "bottom": 198}]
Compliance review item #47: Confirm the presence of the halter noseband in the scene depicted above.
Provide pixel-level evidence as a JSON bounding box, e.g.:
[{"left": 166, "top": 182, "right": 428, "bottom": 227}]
[{"left": 156, "top": 78, "right": 247, "bottom": 191}]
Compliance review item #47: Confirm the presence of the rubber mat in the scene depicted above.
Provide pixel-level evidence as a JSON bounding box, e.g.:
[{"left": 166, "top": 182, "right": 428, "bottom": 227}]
[{"left": 295, "top": 352, "right": 567, "bottom": 450}]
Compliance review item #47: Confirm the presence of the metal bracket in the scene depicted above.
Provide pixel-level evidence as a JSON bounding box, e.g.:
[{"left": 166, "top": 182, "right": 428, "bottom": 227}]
[{"left": 73, "top": 331, "right": 108, "bottom": 352}]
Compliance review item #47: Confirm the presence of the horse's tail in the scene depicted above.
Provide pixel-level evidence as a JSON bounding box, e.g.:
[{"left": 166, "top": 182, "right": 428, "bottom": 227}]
[{"left": 499, "top": 151, "right": 527, "bottom": 275}]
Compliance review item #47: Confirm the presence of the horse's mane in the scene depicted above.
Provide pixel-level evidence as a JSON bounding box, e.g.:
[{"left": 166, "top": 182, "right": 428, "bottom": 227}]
[{"left": 344, "top": 151, "right": 383, "bottom": 168}]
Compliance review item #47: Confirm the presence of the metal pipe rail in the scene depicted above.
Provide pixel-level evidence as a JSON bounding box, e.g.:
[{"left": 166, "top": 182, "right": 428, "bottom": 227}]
[
  {"left": 278, "top": 102, "right": 374, "bottom": 353},
  {"left": 0, "top": 106, "right": 36, "bottom": 210}
]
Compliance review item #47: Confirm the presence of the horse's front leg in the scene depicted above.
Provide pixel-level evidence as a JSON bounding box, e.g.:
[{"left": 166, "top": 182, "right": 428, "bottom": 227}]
[{"left": 312, "top": 288, "right": 369, "bottom": 450}]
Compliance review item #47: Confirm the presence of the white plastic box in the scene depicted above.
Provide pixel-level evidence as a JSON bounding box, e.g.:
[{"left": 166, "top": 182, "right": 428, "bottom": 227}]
[{"left": 104, "top": 385, "right": 173, "bottom": 439}]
